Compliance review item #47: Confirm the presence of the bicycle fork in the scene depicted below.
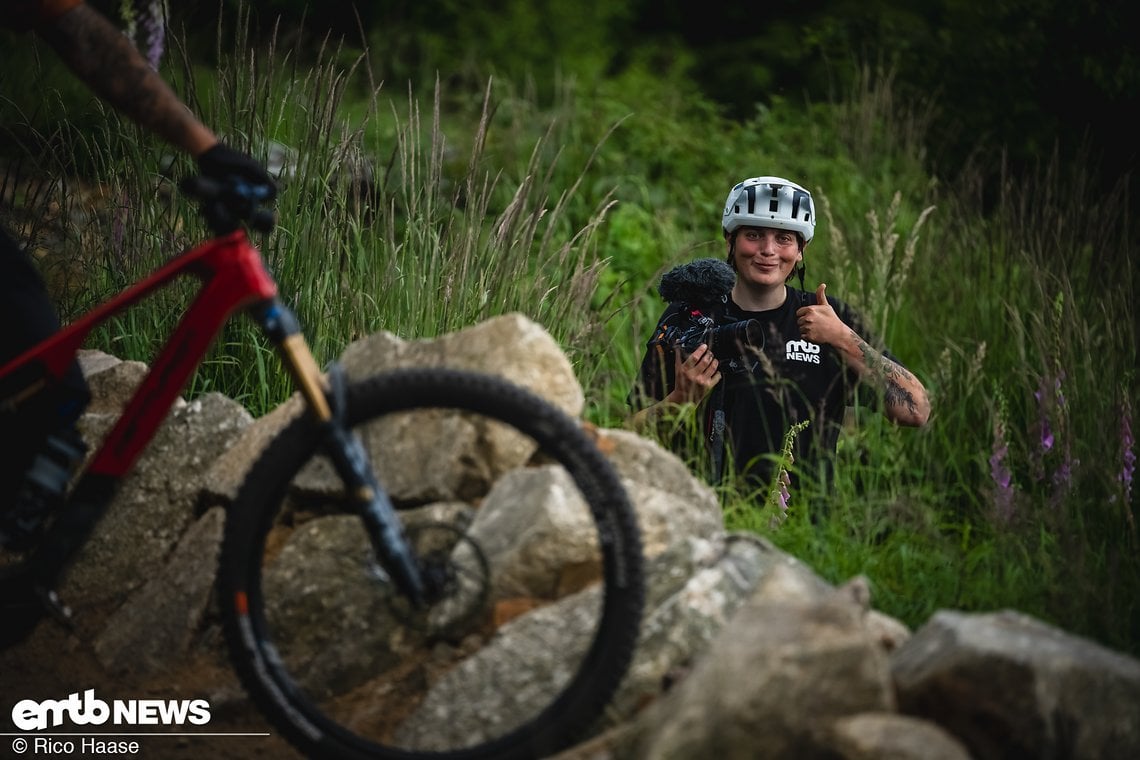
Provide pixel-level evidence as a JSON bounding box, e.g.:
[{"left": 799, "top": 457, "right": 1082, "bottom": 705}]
[{"left": 251, "top": 300, "right": 428, "bottom": 607}]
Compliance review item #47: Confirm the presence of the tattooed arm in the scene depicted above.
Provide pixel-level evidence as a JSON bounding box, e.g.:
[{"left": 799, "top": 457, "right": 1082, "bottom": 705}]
[
  {"left": 34, "top": 2, "right": 217, "bottom": 157},
  {"left": 796, "top": 283, "right": 931, "bottom": 427},
  {"left": 838, "top": 327, "right": 930, "bottom": 426}
]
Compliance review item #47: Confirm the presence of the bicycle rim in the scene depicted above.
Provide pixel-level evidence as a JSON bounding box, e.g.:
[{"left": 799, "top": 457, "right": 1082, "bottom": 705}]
[{"left": 218, "top": 368, "right": 644, "bottom": 760}]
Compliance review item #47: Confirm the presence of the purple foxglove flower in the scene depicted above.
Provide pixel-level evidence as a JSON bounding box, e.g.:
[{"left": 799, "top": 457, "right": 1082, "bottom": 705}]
[
  {"left": 1034, "top": 377, "right": 1056, "bottom": 452},
  {"left": 990, "top": 416, "right": 1015, "bottom": 523},
  {"left": 777, "top": 478, "right": 790, "bottom": 512},
  {"left": 989, "top": 443, "right": 1011, "bottom": 490},
  {"left": 141, "top": 1, "right": 166, "bottom": 69},
  {"left": 1121, "top": 406, "right": 1135, "bottom": 504}
]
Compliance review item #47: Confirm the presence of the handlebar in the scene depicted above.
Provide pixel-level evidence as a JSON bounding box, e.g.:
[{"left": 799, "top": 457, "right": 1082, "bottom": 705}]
[{"left": 180, "top": 175, "right": 277, "bottom": 236}]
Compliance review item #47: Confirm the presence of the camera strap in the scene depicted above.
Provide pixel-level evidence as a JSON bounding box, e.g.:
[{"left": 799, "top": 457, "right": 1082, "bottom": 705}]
[
  {"left": 703, "top": 296, "right": 730, "bottom": 484},
  {"left": 708, "top": 401, "right": 727, "bottom": 484}
]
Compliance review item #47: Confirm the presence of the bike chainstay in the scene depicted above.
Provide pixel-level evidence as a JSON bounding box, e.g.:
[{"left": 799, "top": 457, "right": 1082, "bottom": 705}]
[{"left": 321, "top": 363, "right": 427, "bottom": 607}]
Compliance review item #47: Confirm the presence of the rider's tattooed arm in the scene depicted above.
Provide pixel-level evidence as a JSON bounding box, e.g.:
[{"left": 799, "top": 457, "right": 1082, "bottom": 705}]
[{"left": 36, "top": 3, "right": 218, "bottom": 157}]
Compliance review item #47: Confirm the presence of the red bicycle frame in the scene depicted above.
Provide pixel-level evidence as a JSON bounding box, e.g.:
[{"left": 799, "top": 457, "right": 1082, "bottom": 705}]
[
  {"left": 2, "top": 214, "right": 410, "bottom": 618},
  {"left": 1, "top": 229, "right": 277, "bottom": 480}
]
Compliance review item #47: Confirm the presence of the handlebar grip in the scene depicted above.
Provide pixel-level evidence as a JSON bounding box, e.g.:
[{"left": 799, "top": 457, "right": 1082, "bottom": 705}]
[{"left": 179, "top": 174, "right": 276, "bottom": 235}]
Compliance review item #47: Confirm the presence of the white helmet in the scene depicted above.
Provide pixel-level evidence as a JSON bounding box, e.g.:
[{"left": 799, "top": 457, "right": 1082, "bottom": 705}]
[{"left": 722, "top": 176, "right": 816, "bottom": 243}]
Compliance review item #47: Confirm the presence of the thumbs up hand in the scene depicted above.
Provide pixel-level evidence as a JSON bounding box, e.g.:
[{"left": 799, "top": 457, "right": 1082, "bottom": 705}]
[{"left": 795, "top": 282, "right": 846, "bottom": 346}]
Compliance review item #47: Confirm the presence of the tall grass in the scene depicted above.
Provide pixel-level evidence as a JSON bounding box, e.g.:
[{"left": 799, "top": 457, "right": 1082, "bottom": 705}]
[
  {"left": 2, "top": 15, "right": 616, "bottom": 414},
  {"left": 1, "top": 11, "right": 1135, "bottom": 653}
]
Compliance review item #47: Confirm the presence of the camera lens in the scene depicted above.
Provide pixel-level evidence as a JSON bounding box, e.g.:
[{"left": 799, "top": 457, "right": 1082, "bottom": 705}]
[{"left": 711, "top": 319, "right": 763, "bottom": 361}]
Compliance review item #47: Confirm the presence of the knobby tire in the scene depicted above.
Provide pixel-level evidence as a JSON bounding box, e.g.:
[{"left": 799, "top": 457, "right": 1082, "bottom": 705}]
[{"left": 217, "top": 368, "right": 644, "bottom": 760}]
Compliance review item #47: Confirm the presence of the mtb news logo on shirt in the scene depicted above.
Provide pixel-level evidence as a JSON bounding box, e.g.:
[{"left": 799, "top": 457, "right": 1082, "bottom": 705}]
[
  {"left": 10, "top": 689, "right": 211, "bottom": 730},
  {"left": 786, "top": 339, "right": 822, "bottom": 364}
]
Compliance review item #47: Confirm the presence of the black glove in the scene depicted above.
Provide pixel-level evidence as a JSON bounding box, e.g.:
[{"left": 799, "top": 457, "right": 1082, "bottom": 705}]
[{"left": 196, "top": 143, "right": 277, "bottom": 200}]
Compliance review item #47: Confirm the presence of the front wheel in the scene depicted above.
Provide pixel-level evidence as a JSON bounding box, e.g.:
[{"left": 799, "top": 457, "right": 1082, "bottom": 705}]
[{"left": 217, "top": 368, "right": 644, "bottom": 760}]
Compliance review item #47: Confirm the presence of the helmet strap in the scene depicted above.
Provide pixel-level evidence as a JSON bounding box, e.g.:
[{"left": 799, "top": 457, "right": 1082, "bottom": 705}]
[{"left": 794, "top": 237, "right": 806, "bottom": 289}]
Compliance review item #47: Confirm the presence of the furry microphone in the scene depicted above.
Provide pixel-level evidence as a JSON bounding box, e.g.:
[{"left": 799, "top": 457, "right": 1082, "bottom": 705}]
[
  {"left": 653, "top": 257, "right": 763, "bottom": 362},
  {"left": 657, "top": 258, "right": 735, "bottom": 305}
]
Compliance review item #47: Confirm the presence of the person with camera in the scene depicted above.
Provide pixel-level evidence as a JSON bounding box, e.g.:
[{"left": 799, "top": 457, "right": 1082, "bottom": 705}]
[{"left": 629, "top": 175, "right": 929, "bottom": 499}]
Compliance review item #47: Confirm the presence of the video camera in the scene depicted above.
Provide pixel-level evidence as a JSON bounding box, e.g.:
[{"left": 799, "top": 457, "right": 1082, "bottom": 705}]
[{"left": 653, "top": 258, "right": 764, "bottom": 362}]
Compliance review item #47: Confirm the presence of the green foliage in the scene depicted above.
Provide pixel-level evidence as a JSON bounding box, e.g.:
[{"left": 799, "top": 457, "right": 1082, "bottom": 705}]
[
  {"left": 2, "top": 3, "right": 1136, "bottom": 657},
  {"left": 369, "top": 0, "right": 634, "bottom": 103}
]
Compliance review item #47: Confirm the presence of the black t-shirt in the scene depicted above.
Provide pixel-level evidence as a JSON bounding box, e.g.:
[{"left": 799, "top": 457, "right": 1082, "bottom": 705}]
[{"left": 631, "top": 285, "right": 896, "bottom": 489}]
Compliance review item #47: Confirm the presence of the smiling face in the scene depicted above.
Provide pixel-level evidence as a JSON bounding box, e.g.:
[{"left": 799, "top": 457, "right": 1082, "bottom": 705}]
[{"left": 727, "top": 226, "right": 804, "bottom": 291}]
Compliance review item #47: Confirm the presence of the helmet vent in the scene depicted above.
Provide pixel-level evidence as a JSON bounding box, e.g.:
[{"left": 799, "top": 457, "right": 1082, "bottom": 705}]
[{"left": 722, "top": 175, "right": 816, "bottom": 243}]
